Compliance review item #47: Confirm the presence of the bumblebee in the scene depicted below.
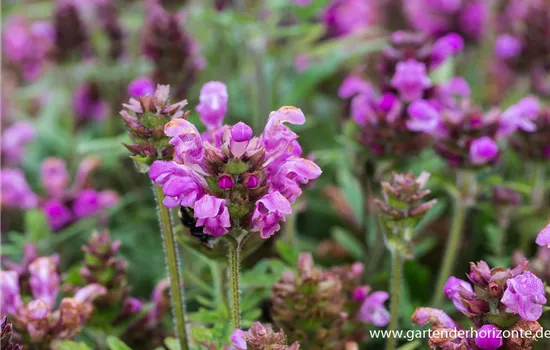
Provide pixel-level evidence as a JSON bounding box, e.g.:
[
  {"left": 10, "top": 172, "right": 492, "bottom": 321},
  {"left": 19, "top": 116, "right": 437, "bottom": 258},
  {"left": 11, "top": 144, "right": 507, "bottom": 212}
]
[{"left": 178, "top": 206, "right": 217, "bottom": 248}]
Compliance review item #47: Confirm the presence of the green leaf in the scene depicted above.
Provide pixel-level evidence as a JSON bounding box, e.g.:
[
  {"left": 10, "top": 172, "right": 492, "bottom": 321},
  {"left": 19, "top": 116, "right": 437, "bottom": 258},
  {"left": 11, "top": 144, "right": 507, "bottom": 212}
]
[
  {"left": 106, "top": 336, "right": 132, "bottom": 350},
  {"left": 336, "top": 168, "right": 364, "bottom": 226},
  {"left": 164, "top": 337, "right": 180, "bottom": 350},
  {"left": 57, "top": 341, "right": 92, "bottom": 350},
  {"left": 275, "top": 240, "right": 299, "bottom": 265},
  {"left": 191, "top": 327, "right": 214, "bottom": 343},
  {"left": 330, "top": 227, "right": 365, "bottom": 260},
  {"left": 397, "top": 340, "right": 421, "bottom": 350},
  {"left": 25, "top": 209, "right": 51, "bottom": 242}
]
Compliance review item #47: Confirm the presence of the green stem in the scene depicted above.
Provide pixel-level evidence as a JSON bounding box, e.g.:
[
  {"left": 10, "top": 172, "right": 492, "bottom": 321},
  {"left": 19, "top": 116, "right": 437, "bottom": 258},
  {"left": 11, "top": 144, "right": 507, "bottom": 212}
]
[
  {"left": 227, "top": 235, "right": 242, "bottom": 329},
  {"left": 496, "top": 214, "right": 511, "bottom": 259},
  {"left": 153, "top": 184, "right": 190, "bottom": 350},
  {"left": 284, "top": 208, "right": 297, "bottom": 247},
  {"left": 433, "top": 197, "right": 467, "bottom": 307},
  {"left": 385, "top": 250, "right": 404, "bottom": 350},
  {"left": 531, "top": 163, "right": 546, "bottom": 210}
]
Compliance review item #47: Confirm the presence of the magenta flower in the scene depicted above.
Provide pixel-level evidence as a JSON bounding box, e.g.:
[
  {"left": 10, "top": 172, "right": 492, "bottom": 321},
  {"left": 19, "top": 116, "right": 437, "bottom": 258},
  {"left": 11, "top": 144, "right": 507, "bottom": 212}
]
[
  {"left": 42, "top": 200, "right": 73, "bottom": 231},
  {"left": 338, "top": 76, "right": 375, "bottom": 99},
  {"left": 495, "top": 34, "right": 522, "bottom": 60},
  {"left": 475, "top": 324, "right": 503, "bottom": 350},
  {"left": 196, "top": 81, "right": 228, "bottom": 131},
  {"left": 391, "top": 59, "right": 432, "bottom": 102},
  {"left": 40, "top": 158, "right": 70, "bottom": 198},
  {"left": 321, "top": 0, "right": 379, "bottom": 38},
  {"left": 151, "top": 82, "right": 321, "bottom": 239},
  {"left": 444, "top": 276, "right": 475, "bottom": 315},
  {"left": 352, "top": 286, "right": 371, "bottom": 303},
  {"left": 407, "top": 100, "right": 441, "bottom": 133},
  {"left": 0, "top": 168, "right": 38, "bottom": 210},
  {"left": 1, "top": 121, "right": 36, "bottom": 165},
  {"left": 469, "top": 137, "right": 499, "bottom": 165},
  {"left": 73, "top": 82, "right": 108, "bottom": 123},
  {"left": 499, "top": 97, "right": 539, "bottom": 137},
  {"left": 0, "top": 270, "right": 24, "bottom": 315},
  {"left": 501, "top": 271, "right": 547, "bottom": 321},
  {"left": 28, "top": 256, "right": 60, "bottom": 309},
  {"left": 350, "top": 92, "right": 402, "bottom": 127},
  {"left": 357, "top": 291, "right": 390, "bottom": 326},
  {"left": 430, "top": 33, "right": 464, "bottom": 68},
  {"left": 536, "top": 222, "right": 550, "bottom": 248},
  {"left": 72, "top": 189, "right": 102, "bottom": 218},
  {"left": 230, "top": 329, "right": 247, "bottom": 349},
  {"left": 128, "top": 77, "right": 155, "bottom": 97}
]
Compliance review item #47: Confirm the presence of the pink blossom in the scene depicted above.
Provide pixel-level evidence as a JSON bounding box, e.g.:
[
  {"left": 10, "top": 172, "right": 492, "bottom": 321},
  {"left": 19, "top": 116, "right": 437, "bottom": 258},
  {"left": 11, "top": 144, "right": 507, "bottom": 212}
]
[{"left": 391, "top": 59, "right": 432, "bottom": 102}]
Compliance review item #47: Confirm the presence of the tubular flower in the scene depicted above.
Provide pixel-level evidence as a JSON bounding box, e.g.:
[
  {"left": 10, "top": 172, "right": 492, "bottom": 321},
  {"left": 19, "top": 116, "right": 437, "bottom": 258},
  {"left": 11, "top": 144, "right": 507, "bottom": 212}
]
[
  {"left": 0, "top": 253, "right": 106, "bottom": 347},
  {"left": 404, "top": 0, "right": 488, "bottom": 43},
  {"left": 38, "top": 157, "right": 118, "bottom": 231},
  {"left": 141, "top": 0, "right": 204, "bottom": 99},
  {"left": 413, "top": 260, "right": 547, "bottom": 349},
  {"left": 120, "top": 84, "right": 189, "bottom": 166},
  {"left": 494, "top": 0, "right": 550, "bottom": 97},
  {"left": 149, "top": 81, "right": 321, "bottom": 240},
  {"left": 271, "top": 253, "right": 346, "bottom": 348},
  {"left": 230, "top": 322, "right": 300, "bottom": 350}
]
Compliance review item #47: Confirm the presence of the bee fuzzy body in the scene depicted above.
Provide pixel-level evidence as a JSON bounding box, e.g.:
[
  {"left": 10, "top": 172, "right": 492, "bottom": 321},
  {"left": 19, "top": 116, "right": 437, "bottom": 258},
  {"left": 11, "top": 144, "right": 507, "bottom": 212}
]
[{"left": 178, "top": 206, "right": 217, "bottom": 248}]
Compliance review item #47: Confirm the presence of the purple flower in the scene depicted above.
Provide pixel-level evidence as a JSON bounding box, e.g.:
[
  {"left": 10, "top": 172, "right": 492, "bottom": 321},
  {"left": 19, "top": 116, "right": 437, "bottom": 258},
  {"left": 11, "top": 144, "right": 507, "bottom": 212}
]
[
  {"left": 230, "top": 329, "right": 247, "bottom": 350},
  {"left": 391, "top": 59, "right": 432, "bottom": 102},
  {"left": 271, "top": 158, "right": 322, "bottom": 204},
  {"left": 431, "top": 33, "right": 464, "bottom": 68},
  {"left": 351, "top": 93, "right": 402, "bottom": 126},
  {"left": 40, "top": 157, "right": 70, "bottom": 198},
  {"left": 1, "top": 122, "right": 36, "bottom": 165},
  {"left": 475, "top": 324, "right": 503, "bottom": 350},
  {"left": 196, "top": 81, "right": 228, "bottom": 130},
  {"left": 164, "top": 119, "right": 205, "bottom": 170},
  {"left": 411, "top": 307, "right": 456, "bottom": 328},
  {"left": 499, "top": 97, "right": 539, "bottom": 137},
  {"left": 28, "top": 256, "right": 60, "bottom": 309},
  {"left": 251, "top": 192, "right": 292, "bottom": 239},
  {"left": 469, "top": 137, "right": 498, "bottom": 165},
  {"left": 436, "top": 77, "right": 470, "bottom": 108},
  {"left": 230, "top": 122, "right": 253, "bottom": 158},
  {"left": 149, "top": 161, "right": 206, "bottom": 208},
  {"left": 0, "top": 168, "right": 38, "bottom": 210},
  {"left": 536, "top": 222, "right": 550, "bottom": 248},
  {"left": 357, "top": 291, "right": 390, "bottom": 326},
  {"left": 338, "top": 76, "right": 375, "bottom": 99},
  {"left": 444, "top": 276, "right": 474, "bottom": 315},
  {"left": 194, "top": 195, "right": 231, "bottom": 236},
  {"left": 128, "top": 77, "right": 155, "bottom": 97},
  {"left": 43, "top": 200, "right": 73, "bottom": 231},
  {"left": 294, "top": 54, "right": 311, "bottom": 72},
  {"left": 72, "top": 189, "right": 101, "bottom": 218},
  {"left": 73, "top": 82, "right": 108, "bottom": 122},
  {"left": 501, "top": 271, "right": 547, "bottom": 321},
  {"left": 352, "top": 285, "right": 371, "bottom": 302},
  {"left": 321, "top": 0, "right": 379, "bottom": 38},
  {"left": 407, "top": 100, "right": 441, "bottom": 133},
  {"left": 0, "top": 270, "right": 23, "bottom": 315},
  {"left": 495, "top": 34, "right": 522, "bottom": 60}
]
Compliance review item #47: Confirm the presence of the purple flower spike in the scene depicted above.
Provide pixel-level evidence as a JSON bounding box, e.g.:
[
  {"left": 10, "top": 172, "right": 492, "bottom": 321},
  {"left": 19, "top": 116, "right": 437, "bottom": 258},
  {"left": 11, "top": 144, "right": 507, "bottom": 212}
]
[
  {"left": 407, "top": 100, "right": 441, "bottom": 133},
  {"left": 1, "top": 121, "right": 36, "bottom": 165},
  {"left": 0, "top": 270, "right": 23, "bottom": 315},
  {"left": 196, "top": 81, "right": 228, "bottom": 130},
  {"left": 251, "top": 192, "right": 292, "bottom": 239},
  {"left": 501, "top": 271, "right": 547, "bottom": 321},
  {"left": 469, "top": 137, "right": 498, "bottom": 165},
  {"left": 536, "top": 222, "right": 550, "bottom": 248},
  {"left": 193, "top": 195, "right": 231, "bottom": 236},
  {"left": 357, "top": 291, "right": 390, "bottom": 326},
  {"left": 40, "top": 157, "right": 70, "bottom": 198},
  {"left": 128, "top": 77, "right": 155, "bottom": 97},
  {"left": 28, "top": 256, "right": 60, "bottom": 309},
  {"left": 495, "top": 34, "right": 522, "bottom": 60},
  {"left": 391, "top": 59, "right": 432, "bottom": 102},
  {"left": 43, "top": 200, "right": 73, "bottom": 231},
  {"left": 72, "top": 189, "right": 101, "bottom": 218},
  {"left": 475, "top": 324, "right": 503, "bottom": 350},
  {"left": 0, "top": 168, "right": 38, "bottom": 210}
]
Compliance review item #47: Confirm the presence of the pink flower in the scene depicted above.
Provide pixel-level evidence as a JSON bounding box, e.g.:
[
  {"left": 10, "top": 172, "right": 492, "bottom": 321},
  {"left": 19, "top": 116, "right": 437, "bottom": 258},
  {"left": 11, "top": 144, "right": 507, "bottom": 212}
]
[
  {"left": 350, "top": 93, "right": 402, "bottom": 127},
  {"left": 0, "top": 168, "right": 38, "bottom": 210},
  {"left": 321, "top": 0, "right": 379, "bottom": 38},
  {"left": 499, "top": 96, "right": 539, "bottom": 137},
  {"left": 495, "top": 34, "right": 522, "bottom": 60},
  {"left": 444, "top": 276, "right": 474, "bottom": 315},
  {"left": 72, "top": 189, "right": 102, "bottom": 218},
  {"left": 149, "top": 161, "right": 206, "bottom": 208},
  {"left": 196, "top": 81, "right": 228, "bottom": 130},
  {"left": 194, "top": 195, "right": 231, "bottom": 236},
  {"left": 391, "top": 59, "right": 432, "bottom": 102},
  {"left": 271, "top": 157, "right": 322, "bottom": 204},
  {"left": 28, "top": 256, "right": 60, "bottom": 309},
  {"left": 1, "top": 121, "right": 36, "bottom": 165},
  {"left": 43, "top": 200, "right": 73, "bottom": 231},
  {"left": 475, "top": 324, "right": 503, "bottom": 350},
  {"left": 230, "top": 329, "right": 247, "bottom": 349},
  {"left": 40, "top": 158, "right": 70, "bottom": 198},
  {"left": 407, "top": 100, "right": 441, "bottom": 133},
  {"left": 357, "top": 291, "right": 390, "bottom": 326},
  {"left": 251, "top": 192, "right": 292, "bottom": 239},
  {"left": 0, "top": 270, "right": 24, "bottom": 314},
  {"left": 469, "top": 137, "right": 498, "bottom": 165},
  {"left": 500, "top": 271, "right": 547, "bottom": 321},
  {"left": 128, "top": 77, "right": 155, "bottom": 97},
  {"left": 338, "top": 76, "right": 375, "bottom": 99},
  {"left": 536, "top": 222, "right": 550, "bottom": 248}
]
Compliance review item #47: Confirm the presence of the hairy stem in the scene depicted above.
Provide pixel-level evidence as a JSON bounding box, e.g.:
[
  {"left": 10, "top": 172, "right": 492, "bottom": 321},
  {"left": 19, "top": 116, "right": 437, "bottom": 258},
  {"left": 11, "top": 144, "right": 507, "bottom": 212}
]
[
  {"left": 433, "top": 198, "right": 467, "bottom": 307},
  {"left": 385, "top": 249, "right": 404, "bottom": 350},
  {"left": 227, "top": 234, "right": 242, "bottom": 329},
  {"left": 153, "top": 184, "right": 190, "bottom": 350}
]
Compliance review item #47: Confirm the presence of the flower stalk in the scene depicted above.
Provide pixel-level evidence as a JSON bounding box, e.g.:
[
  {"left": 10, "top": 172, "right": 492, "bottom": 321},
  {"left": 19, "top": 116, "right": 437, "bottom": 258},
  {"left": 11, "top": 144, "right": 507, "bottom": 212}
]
[
  {"left": 153, "top": 183, "right": 190, "bottom": 350},
  {"left": 386, "top": 245, "right": 404, "bottom": 350},
  {"left": 226, "top": 230, "right": 249, "bottom": 329}
]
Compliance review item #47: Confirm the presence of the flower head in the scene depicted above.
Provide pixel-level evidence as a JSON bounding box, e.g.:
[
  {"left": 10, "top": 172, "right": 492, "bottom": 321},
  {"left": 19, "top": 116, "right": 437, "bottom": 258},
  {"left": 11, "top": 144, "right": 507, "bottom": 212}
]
[
  {"left": 391, "top": 59, "right": 432, "bottom": 102},
  {"left": 501, "top": 271, "right": 547, "bottom": 321}
]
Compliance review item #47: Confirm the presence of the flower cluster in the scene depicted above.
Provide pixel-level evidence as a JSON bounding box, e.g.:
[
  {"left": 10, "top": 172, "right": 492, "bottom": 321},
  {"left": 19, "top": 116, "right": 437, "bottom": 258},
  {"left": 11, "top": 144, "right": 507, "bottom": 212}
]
[
  {"left": 404, "top": 0, "right": 488, "bottom": 43},
  {"left": 2, "top": 16, "right": 53, "bottom": 81},
  {"left": 494, "top": 0, "right": 550, "bottom": 97},
  {"left": 321, "top": 0, "right": 381, "bottom": 38},
  {"left": 271, "top": 253, "right": 388, "bottom": 348},
  {"left": 39, "top": 157, "right": 119, "bottom": 231},
  {"left": 141, "top": 0, "right": 204, "bottom": 99},
  {"left": 150, "top": 81, "right": 321, "bottom": 239},
  {"left": 412, "top": 260, "right": 547, "bottom": 349},
  {"left": 0, "top": 254, "right": 106, "bottom": 347},
  {"left": 121, "top": 84, "right": 189, "bottom": 165},
  {"left": 340, "top": 31, "right": 463, "bottom": 158},
  {"left": 1, "top": 122, "right": 36, "bottom": 166},
  {"left": 230, "top": 322, "right": 300, "bottom": 350}
]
